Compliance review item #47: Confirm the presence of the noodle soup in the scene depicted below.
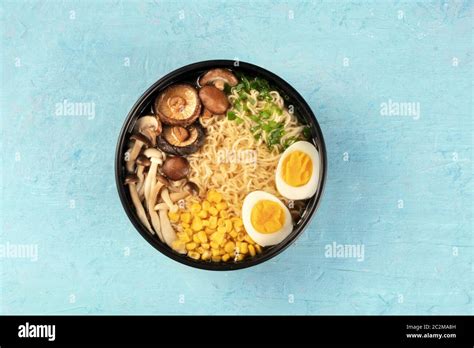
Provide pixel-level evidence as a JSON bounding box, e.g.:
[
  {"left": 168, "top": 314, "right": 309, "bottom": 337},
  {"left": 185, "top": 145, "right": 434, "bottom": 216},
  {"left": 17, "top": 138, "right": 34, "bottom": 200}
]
[{"left": 117, "top": 61, "right": 326, "bottom": 269}]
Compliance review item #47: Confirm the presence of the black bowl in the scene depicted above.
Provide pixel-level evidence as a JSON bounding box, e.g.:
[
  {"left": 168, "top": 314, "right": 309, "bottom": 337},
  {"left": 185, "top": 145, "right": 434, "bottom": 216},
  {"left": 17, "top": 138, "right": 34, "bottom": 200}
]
[{"left": 115, "top": 60, "right": 327, "bottom": 270}]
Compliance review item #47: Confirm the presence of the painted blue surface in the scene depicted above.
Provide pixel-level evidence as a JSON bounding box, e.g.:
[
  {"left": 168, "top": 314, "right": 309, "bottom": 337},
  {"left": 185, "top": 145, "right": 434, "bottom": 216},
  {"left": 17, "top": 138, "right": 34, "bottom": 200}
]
[{"left": 0, "top": 0, "right": 472, "bottom": 315}]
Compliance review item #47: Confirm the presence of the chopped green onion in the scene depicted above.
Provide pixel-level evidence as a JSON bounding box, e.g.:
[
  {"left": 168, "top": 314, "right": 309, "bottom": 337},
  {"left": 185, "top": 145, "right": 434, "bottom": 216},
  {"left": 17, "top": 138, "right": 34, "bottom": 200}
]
[
  {"left": 227, "top": 111, "right": 237, "bottom": 120},
  {"left": 303, "top": 126, "right": 311, "bottom": 139}
]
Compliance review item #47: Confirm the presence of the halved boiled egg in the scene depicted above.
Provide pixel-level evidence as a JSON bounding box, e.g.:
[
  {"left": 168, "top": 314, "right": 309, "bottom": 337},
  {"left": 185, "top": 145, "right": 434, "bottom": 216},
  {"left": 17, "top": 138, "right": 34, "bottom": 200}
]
[
  {"left": 242, "top": 191, "right": 293, "bottom": 247},
  {"left": 275, "top": 141, "right": 320, "bottom": 200}
]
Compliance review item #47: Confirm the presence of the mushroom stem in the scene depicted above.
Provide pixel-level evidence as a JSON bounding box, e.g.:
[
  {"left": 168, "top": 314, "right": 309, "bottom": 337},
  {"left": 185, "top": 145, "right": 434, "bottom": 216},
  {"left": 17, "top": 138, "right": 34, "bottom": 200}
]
[
  {"left": 158, "top": 207, "right": 177, "bottom": 248},
  {"left": 169, "top": 191, "right": 190, "bottom": 203},
  {"left": 126, "top": 142, "right": 143, "bottom": 173},
  {"left": 148, "top": 181, "right": 165, "bottom": 242},
  {"left": 161, "top": 188, "right": 178, "bottom": 213},
  {"left": 143, "top": 148, "right": 163, "bottom": 202},
  {"left": 142, "top": 128, "right": 157, "bottom": 147},
  {"left": 138, "top": 172, "right": 147, "bottom": 201},
  {"left": 136, "top": 166, "right": 145, "bottom": 192},
  {"left": 154, "top": 202, "right": 168, "bottom": 211},
  {"left": 128, "top": 182, "right": 153, "bottom": 234},
  {"left": 126, "top": 134, "right": 151, "bottom": 173},
  {"left": 144, "top": 159, "right": 160, "bottom": 202}
]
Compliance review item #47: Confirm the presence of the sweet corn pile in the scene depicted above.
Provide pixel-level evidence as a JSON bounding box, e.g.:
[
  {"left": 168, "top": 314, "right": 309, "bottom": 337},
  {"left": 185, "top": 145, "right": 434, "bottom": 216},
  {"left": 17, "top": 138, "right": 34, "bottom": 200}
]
[{"left": 169, "top": 190, "right": 263, "bottom": 262}]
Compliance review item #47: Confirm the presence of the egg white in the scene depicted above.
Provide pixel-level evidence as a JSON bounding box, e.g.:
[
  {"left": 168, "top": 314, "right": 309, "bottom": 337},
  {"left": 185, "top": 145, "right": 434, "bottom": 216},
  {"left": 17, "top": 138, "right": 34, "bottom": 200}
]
[
  {"left": 275, "top": 141, "right": 320, "bottom": 200},
  {"left": 242, "top": 191, "right": 293, "bottom": 247}
]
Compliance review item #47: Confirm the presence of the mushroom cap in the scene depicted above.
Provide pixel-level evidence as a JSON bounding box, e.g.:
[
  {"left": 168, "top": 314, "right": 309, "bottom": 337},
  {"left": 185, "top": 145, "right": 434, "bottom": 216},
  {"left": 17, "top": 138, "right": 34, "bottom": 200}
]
[
  {"left": 134, "top": 115, "right": 161, "bottom": 133},
  {"left": 124, "top": 174, "right": 139, "bottom": 185},
  {"left": 134, "top": 115, "right": 162, "bottom": 143},
  {"left": 183, "top": 181, "right": 199, "bottom": 196},
  {"left": 154, "top": 84, "right": 201, "bottom": 127},
  {"left": 199, "top": 69, "right": 238, "bottom": 90},
  {"left": 201, "top": 108, "right": 213, "bottom": 119},
  {"left": 130, "top": 133, "right": 152, "bottom": 146},
  {"left": 156, "top": 124, "right": 206, "bottom": 156},
  {"left": 198, "top": 85, "right": 229, "bottom": 115},
  {"left": 169, "top": 126, "right": 189, "bottom": 142},
  {"left": 157, "top": 174, "right": 170, "bottom": 186},
  {"left": 136, "top": 155, "right": 151, "bottom": 167},
  {"left": 143, "top": 147, "right": 163, "bottom": 159},
  {"left": 161, "top": 156, "right": 190, "bottom": 181}
]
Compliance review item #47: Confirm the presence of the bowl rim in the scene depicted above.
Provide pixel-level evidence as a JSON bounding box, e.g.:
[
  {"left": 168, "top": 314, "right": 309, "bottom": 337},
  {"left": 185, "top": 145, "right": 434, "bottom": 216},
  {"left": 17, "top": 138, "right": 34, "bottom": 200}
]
[{"left": 115, "top": 59, "right": 327, "bottom": 271}]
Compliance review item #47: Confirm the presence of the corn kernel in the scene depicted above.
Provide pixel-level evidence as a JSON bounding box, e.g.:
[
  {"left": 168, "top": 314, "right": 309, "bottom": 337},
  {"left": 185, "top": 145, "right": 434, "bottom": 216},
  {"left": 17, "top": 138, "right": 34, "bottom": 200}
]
[
  {"left": 177, "top": 232, "right": 191, "bottom": 243},
  {"left": 222, "top": 253, "right": 231, "bottom": 262},
  {"left": 219, "top": 249, "right": 226, "bottom": 255},
  {"left": 180, "top": 212, "right": 191, "bottom": 224},
  {"left": 233, "top": 218, "right": 243, "bottom": 228},
  {"left": 198, "top": 210, "right": 208, "bottom": 219},
  {"left": 224, "top": 241, "right": 235, "bottom": 254},
  {"left": 244, "top": 235, "right": 256, "bottom": 244},
  {"left": 255, "top": 245, "right": 262, "bottom": 254},
  {"left": 197, "top": 231, "right": 208, "bottom": 243},
  {"left": 214, "top": 192, "right": 222, "bottom": 203},
  {"left": 210, "top": 232, "right": 222, "bottom": 243},
  {"left": 234, "top": 225, "right": 244, "bottom": 233},
  {"left": 181, "top": 222, "right": 190, "bottom": 229},
  {"left": 168, "top": 212, "right": 180, "bottom": 223},
  {"left": 217, "top": 218, "right": 225, "bottom": 226},
  {"left": 202, "top": 200, "right": 211, "bottom": 210},
  {"left": 192, "top": 234, "right": 201, "bottom": 244},
  {"left": 237, "top": 232, "right": 246, "bottom": 241},
  {"left": 211, "top": 249, "right": 220, "bottom": 257},
  {"left": 205, "top": 227, "right": 215, "bottom": 234},
  {"left": 240, "top": 242, "right": 248, "bottom": 254},
  {"left": 190, "top": 203, "right": 201, "bottom": 214},
  {"left": 224, "top": 220, "right": 233, "bottom": 232},
  {"left": 211, "top": 255, "right": 221, "bottom": 262},
  {"left": 210, "top": 241, "right": 219, "bottom": 249},
  {"left": 216, "top": 202, "right": 227, "bottom": 210},
  {"left": 188, "top": 251, "right": 200, "bottom": 260},
  {"left": 191, "top": 217, "right": 203, "bottom": 231},
  {"left": 230, "top": 231, "right": 238, "bottom": 239},
  {"left": 209, "top": 216, "right": 218, "bottom": 229},
  {"left": 209, "top": 207, "right": 218, "bottom": 216},
  {"left": 186, "top": 242, "right": 197, "bottom": 251},
  {"left": 219, "top": 210, "right": 228, "bottom": 218},
  {"left": 196, "top": 246, "right": 205, "bottom": 254},
  {"left": 202, "top": 250, "right": 211, "bottom": 261},
  {"left": 248, "top": 244, "right": 256, "bottom": 257},
  {"left": 184, "top": 228, "right": 193, "bottom": 237},
  {"left": 217, "top": 225, "right": 226, "bottom": 234},
  {"left": 207, "top": 190, "right": 222, "bottom": 203},
  {"left": 172, "top": 240, "right": 186, "bottom": 253},
  {"left": 235, "top": 253, "right": 245, "bottom": 261},
  {"left": 202, "top": 220, "right": 210, "bottom": 227},
  {"left": 201, "top": 243, "right": 210, "bottom": 250}
]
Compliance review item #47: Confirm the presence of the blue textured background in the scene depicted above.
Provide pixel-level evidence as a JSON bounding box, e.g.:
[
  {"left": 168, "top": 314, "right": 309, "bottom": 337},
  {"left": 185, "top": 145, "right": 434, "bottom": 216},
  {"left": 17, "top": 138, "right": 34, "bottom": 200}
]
[{"left": 1, "top": 0, "right": 472, "bottom": 315}]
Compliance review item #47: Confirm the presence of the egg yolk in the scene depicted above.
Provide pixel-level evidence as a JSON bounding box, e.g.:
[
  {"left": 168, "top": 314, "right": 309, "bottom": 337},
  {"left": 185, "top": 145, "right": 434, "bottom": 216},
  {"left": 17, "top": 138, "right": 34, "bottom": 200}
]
[
  {"left": 250, "top": 200, "right": 285, "bottom": 234},
  {"left": 282, "top": 151, "right": 312, "bottom": 187}
]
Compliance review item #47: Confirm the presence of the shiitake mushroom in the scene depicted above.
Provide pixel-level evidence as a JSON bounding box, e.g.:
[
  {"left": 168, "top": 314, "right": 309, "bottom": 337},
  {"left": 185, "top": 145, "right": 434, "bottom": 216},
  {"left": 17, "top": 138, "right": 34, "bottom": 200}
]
[
  {"left": 156, "top": 123, "right": 205, "bottom": 156},
  {"left": 199, "top": 68, "right": 238, "bottom": 90},
  {"left": 198, "top": 85, "right": 229, "bottom": 115},
  {"left": 161, "top": 156, "right": 190, "bottom": 181},
  {"left": 154, "top": 84, "right": 201, "bottom": 127}
]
